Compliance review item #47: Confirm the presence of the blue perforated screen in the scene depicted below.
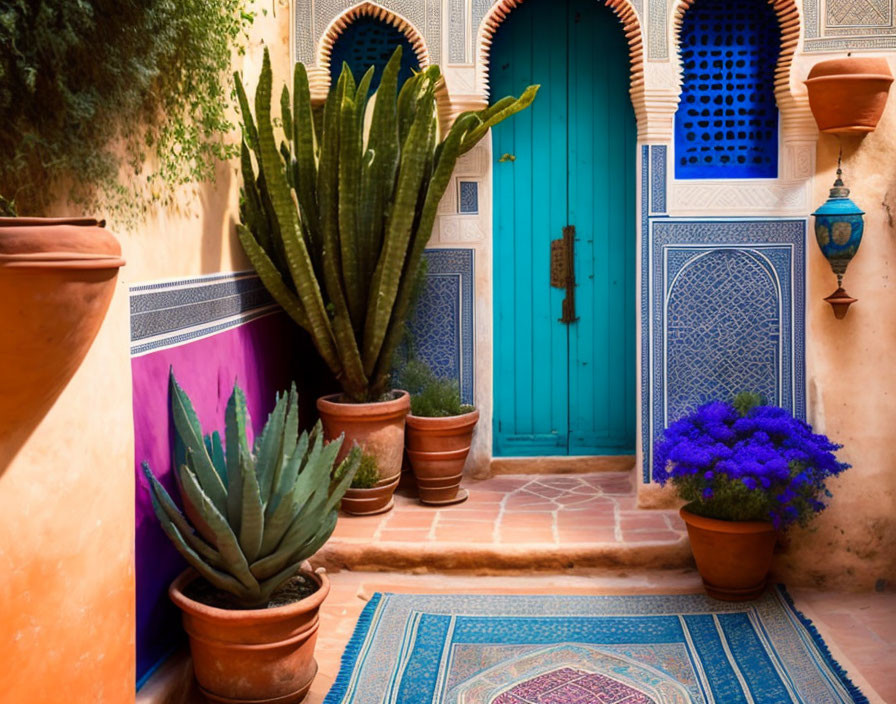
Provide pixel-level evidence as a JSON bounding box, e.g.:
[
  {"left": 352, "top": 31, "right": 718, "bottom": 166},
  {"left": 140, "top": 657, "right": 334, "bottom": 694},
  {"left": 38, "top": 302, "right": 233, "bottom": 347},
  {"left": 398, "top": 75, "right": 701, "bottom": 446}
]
[
  {"left": 329, "top": 16, "right": 420, "bottom": 95},
  {"left": 674, "top": 0, "right": 781, "bottom": 179}
]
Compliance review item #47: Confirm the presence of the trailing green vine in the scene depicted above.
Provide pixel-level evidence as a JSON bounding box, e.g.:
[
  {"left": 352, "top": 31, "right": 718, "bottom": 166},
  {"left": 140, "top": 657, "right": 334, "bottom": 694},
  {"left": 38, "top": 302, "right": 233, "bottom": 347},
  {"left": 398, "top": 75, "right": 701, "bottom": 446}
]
[{"left": 0, "top": 0, "right": 254, "bottom": 223}]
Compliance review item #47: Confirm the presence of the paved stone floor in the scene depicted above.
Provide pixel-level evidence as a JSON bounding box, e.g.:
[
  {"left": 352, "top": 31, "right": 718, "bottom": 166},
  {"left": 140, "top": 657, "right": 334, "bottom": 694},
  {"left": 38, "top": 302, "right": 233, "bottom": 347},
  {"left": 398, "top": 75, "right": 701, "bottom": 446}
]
[{"left": 316, "top": 474, "right": 692, "bottom": 572}]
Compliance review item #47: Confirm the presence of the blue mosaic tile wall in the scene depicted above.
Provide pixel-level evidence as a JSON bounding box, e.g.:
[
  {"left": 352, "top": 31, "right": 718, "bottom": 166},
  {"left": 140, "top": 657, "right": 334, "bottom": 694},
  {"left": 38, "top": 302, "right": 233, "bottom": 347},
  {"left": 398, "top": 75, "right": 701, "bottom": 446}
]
[
  {"left": 674, "top": 0, "right": 780, "bottom": 179},
  {"left": 640, "top": 147, "right": 806, "bottom": 482},
  {"left": 402, "top": 249, "right": 475, "bottom": 404}
]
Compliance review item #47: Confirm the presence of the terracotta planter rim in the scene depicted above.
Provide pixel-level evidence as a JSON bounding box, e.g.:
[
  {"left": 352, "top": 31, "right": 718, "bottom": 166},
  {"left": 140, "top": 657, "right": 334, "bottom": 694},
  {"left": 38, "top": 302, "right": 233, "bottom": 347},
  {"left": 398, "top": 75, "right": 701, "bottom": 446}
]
[
  {"left": 806, "top": 56, "right": 893, "bottom": 79},
  {"left": 0, "top": 216, "right": 104, "bottom": 227},
  {"left": 0, "top": 218, "right": 125, "bottom": 270},
  {"left": 169, "top": 568, "right": 330, "bottom": 625},
  {"left": 805, "top": 73, "right": 894, "bottom": 85},
  {"left": 406, "top": 408, "right": 480, "bottom": 430},
  {"left": 406, "top": 446, "right": 471, "bottom": 461},
  {"left": 680, "top": 506, "right": 775, "bottom": 534},
  {"left": 346, "top": 473, "right": 402, "bottom": 492},
  {"left": 316, "top": 390, "right": 409, "bottom": 420}
]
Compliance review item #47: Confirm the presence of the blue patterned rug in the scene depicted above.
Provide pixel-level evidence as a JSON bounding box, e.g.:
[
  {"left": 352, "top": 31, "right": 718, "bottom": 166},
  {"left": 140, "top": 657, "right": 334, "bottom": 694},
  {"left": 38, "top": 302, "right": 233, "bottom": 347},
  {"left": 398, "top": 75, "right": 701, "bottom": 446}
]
[{"left": 323, "top": 587, "right": 868, "bottom": 704}]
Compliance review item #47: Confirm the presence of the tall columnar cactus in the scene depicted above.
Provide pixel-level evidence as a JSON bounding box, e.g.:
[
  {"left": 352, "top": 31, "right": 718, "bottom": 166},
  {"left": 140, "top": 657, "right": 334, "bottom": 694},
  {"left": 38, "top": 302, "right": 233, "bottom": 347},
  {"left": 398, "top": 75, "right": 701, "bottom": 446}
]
[
  {"left": 235, "top": 47, "right": 538, "bottom": 402},
  {"left": 143, "top": 371, "right": 360, "bottom": 608}
]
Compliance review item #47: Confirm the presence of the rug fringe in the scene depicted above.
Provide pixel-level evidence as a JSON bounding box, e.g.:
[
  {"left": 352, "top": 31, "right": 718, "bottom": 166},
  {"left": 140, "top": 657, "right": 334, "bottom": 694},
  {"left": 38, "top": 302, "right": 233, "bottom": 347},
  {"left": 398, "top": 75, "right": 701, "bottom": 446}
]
[
  {"left": 776, "top": 584, "right": 870, "bottom": 704},
  {"left": 323, "top": 592, "right": 384, "bottom": 704}
]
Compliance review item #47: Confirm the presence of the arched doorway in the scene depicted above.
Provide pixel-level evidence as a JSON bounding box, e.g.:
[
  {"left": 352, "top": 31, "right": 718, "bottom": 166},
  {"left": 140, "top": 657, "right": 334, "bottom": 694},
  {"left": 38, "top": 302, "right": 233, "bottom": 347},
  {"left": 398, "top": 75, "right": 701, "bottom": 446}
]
[{"left": 491, "top": 0, "right": 636, "bottom": 457}]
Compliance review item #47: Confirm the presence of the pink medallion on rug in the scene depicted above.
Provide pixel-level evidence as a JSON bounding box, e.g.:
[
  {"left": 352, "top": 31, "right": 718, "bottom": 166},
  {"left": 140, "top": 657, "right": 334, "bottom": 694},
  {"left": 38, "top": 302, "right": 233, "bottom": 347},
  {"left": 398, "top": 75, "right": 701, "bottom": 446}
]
[{"left": 493, "top": 667, "right": 656, "bottom": 704}]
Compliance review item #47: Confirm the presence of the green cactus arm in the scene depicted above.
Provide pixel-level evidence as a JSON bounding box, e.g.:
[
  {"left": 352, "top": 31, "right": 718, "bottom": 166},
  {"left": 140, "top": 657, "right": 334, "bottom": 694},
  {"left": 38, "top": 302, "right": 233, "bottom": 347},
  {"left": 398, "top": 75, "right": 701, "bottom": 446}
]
[
  {"left": 169, "top": 372, "right": 228, "bottom": 514},
  {"left": 256, "top": 511, "right": 339, "bottom": 602},
  {"left": 292, "top": 63, "right": 321, "bottom": 264},
  {"left": 280, "top": 84, "right": 293, "bottom": 140},
  {"left": 459, "top": 84, "right": 540, "bottom": 154},
  {"left": 360, "top": 49, "right": 401, "bottom": 285},
  {"left": 354, "top": 65, "right": 374, "bottom": 130},
  {"left": 254, "top": 389, "right": 288, "bottom": 505},
  {"left": 238, "top": 448, "right": 265, "bottom": 563},
  {"left": 234, "top": 72, "right": 259, "bottom": 151},
  {"left": 154, "top": 508, "right": 255, "bottom": 600},
  {"left": 239, "top": 141, "right": 277, "bottom": 262},
  {"left": 338, "top": 83, "right": 363, "bottom": 330},
  {"left": 368, "top": 113, "right": 478, "bottom": 395},
  {"left": 205, "top": 431, "right": 227, "bottom": 487},
  {"left": 396, "top": 71, "right": 425, "bottom": 146},
  {"left": 361, "top": 85, "right": 436, "bottom": 376},
  {"left": 236, "top": 225, "right": 309, "bottom": 329},
  {"left": 142, "top": 462, "right": 225, "bottom": 569},
  {"left": 178, "top": 456, "right": 259, "bottom": 594},
  {"left": 254, "top": 49, "right": 342, "bottom": 377},
  {"left": 224, "top": 383, "right": 250, "bottom": 532}
]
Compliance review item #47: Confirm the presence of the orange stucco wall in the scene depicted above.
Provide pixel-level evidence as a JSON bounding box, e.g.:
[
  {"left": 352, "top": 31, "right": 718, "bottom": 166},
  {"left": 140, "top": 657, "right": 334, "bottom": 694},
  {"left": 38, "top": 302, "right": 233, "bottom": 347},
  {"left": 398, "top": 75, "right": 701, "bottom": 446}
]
[
  {"left": 0, "top": 3, "right": 291, "bottom": 701},
  {"left": 776, "top": 64, "right": 896, "bottom": 589}
]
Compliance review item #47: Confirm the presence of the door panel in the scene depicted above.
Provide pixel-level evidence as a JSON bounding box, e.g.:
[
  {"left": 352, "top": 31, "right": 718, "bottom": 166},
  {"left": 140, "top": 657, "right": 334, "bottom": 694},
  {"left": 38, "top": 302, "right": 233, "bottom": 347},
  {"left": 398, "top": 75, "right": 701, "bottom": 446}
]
[
  {"left": 492, "top": 0, "right": 635, "bottom": 456},
  {"left": 566, "top": 0, "right": 637, "bottom": 454},
  {"left": 492, "top": 0, "right": 569, "bottom": 456}
]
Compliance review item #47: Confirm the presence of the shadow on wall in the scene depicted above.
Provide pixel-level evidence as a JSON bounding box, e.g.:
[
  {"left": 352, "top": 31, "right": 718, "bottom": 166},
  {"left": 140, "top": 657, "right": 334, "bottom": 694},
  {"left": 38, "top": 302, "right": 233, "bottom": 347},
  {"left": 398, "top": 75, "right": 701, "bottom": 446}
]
[{"left": 199, "top": 160, "right": 234, "bottom": 273}]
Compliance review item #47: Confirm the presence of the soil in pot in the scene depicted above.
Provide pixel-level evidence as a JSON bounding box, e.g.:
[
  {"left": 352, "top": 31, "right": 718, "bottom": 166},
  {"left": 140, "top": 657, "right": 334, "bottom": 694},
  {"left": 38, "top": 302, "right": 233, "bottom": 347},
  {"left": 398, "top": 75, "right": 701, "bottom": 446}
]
[
  {"left": 184, "top": 574, "right": 319, "bottom": 610},
  {"left": 170, "top": 568, "right": 329, "bottom": 704},
  {"left": 681, "top": 506, "right": 777, "bottom": 601},
  {"left": 316, "top": 390, "right": 409, "bottom": 481}
]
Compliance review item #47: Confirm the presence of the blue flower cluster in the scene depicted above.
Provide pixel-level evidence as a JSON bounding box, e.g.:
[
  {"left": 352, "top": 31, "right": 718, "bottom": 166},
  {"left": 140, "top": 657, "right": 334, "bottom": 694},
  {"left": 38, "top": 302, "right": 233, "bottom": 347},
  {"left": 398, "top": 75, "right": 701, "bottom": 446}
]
[{"left": 654, "top": 400, "right": 849, "bottom": 529}]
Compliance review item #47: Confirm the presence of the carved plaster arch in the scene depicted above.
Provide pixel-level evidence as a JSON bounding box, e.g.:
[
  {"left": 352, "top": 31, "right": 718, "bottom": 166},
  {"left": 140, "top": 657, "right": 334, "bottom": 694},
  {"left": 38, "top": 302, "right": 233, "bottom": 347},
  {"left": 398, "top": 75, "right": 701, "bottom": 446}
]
[
  {"left": 670, "top": 0, "right": 814, "bottom": 135},
  {"left": 315, "top": 2, "right": 451, "bottom": 130},
  {"left": 475, "top": 0, "right": 648, "bottom": 138}
]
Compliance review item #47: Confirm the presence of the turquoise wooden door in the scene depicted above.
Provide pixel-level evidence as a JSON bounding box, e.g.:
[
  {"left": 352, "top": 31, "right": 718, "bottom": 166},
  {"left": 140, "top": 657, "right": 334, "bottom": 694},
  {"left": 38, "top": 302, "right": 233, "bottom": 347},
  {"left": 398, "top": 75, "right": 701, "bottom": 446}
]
[{"left": 492, "top": 0, "right": 636, "bottom": 456}]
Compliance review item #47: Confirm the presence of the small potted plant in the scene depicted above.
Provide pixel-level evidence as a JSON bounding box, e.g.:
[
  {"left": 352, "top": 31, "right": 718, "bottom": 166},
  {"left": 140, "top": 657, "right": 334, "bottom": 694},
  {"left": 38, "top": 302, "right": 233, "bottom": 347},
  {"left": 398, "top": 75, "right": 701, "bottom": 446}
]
[
  {"left": 340, "top": 452, "right": 399, "bottom": 516},
  {"left": 654, "top": 392, "right": 849, "bottom": 601},
  {"left": 142, "top": 371, "right": 359, "bottom": 704},
  {"left": 399, "top": 360, "right": 478, "bottom": 505}
]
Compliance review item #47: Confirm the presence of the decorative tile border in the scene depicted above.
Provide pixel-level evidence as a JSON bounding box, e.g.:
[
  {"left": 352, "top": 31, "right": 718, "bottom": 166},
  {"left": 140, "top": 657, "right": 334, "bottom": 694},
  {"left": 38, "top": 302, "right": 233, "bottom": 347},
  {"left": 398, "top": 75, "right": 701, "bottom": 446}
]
[
  {"left": 803, "top": 0, "right": 896, "bottom": 50},
  {"left": 405, "top": 249, "right": 475, "bottom": 404},
  {"left": 129, "top": 272, "right": 278, "bottom": 356},
  {"left": 640, "top": 149, "right": 807, "bottom": 482}
]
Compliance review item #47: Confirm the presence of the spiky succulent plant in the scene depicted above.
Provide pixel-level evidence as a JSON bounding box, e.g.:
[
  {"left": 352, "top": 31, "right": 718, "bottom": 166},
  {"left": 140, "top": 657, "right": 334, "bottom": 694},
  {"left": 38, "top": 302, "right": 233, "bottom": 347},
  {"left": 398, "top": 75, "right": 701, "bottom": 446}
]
[{"left": 143, "top": 371, "right": 360, "bottom": 608}]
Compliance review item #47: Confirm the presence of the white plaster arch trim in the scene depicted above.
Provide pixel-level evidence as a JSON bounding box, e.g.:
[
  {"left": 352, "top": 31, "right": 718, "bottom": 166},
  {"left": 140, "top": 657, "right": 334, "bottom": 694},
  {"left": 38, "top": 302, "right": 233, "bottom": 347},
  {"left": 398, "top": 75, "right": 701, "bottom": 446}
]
[
  {"left": 474, "top": 0, "right": 649, "bottom": 139},
  {"left": 669, "top": 0, "right": 815, "bottom": 136},
  {"left": 313, "top": 2, "right": 451, "bottom": 130}
]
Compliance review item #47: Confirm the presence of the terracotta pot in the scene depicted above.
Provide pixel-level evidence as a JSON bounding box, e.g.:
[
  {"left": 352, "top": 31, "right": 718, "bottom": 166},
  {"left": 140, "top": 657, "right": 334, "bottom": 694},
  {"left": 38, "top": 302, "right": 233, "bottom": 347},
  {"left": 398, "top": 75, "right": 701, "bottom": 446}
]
[
  {"left": 0, "top": 217, "right": 124, "bottom": 432},
  {"left": 316, "top": 391, "right": 410, "bottom": 481},
  {"left": 169, "top": 568, "right": 329, "bottom": 703},
  {"left": 340, "top": 473, "right": 401, "bottom": 516},
  {"left": 680, "top": 507, "right": 777, "bottom": 601},
  {"left": 405, "top": 410, "right": 479, "bottom": 504},
  {"left": 805, "top": 57, "right": 894, "bottom": 134}
]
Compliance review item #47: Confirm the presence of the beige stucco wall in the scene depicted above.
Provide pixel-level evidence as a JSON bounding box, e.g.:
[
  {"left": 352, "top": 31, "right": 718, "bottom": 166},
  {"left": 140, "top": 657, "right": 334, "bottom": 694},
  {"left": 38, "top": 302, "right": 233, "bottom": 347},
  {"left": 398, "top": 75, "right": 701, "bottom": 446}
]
[
  {"left": 0, "top": 3, "right": 291, "bottom": 701},
  {"left": 777, "top": 57, "right": 896, "bottom": 590}
]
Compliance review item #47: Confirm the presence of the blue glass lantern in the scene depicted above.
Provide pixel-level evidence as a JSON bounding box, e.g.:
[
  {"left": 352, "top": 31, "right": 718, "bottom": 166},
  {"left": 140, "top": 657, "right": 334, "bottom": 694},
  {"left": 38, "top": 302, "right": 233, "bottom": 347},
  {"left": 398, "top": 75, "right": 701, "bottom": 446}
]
[{"left": 812, "top": 159, "right": 864, "bottom": 318}]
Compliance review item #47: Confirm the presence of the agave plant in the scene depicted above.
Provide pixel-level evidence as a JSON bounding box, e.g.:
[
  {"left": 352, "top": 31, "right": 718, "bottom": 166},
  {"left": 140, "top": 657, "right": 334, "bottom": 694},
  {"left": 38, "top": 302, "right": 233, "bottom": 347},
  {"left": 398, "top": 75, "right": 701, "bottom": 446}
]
[
  {"left": 142, "top": 371, "right": 360, "bottom": 608},
  {"left": 235, "top": 47, "right": 537, "bottom": 402}
]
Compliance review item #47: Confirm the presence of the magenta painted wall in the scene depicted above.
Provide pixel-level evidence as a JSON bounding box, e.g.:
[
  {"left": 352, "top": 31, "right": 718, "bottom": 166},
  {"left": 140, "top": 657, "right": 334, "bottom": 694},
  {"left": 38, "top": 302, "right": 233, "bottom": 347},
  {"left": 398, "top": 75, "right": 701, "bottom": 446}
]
[{"left": 133, "top": 313, "right": 304, "bottom": 681}]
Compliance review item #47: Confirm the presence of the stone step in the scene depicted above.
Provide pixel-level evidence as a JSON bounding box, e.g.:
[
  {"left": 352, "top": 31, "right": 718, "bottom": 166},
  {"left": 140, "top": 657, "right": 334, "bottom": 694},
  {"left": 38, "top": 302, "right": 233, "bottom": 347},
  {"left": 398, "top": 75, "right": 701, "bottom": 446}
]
[
  {"left": 490, "top": 455, "right": 636, "bottom": 474},
  {"left": 316, "top": 473, "right": 693, "bottom": 574}
]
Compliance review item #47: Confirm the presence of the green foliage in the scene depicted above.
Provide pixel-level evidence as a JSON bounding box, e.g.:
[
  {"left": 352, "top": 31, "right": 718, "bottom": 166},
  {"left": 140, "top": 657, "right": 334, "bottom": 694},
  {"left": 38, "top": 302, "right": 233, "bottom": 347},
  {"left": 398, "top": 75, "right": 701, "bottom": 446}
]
[
  {"left": 0, "top": 0, "right": 253, "bottom": 221},
  {"left": 350, "top": 452, "right": 380, "bottom": 489},
  {"left": 143, "top": 370, "right": 360, "bottom": 609},
  {"left": 235, "top": 47, "right": 537, "bottom": 402},
  {"left": 398, "top": 359, "right": 474, "bottom": 418},
  {"left": 733, "top": 391, "right": 763, "bottom": 416}
]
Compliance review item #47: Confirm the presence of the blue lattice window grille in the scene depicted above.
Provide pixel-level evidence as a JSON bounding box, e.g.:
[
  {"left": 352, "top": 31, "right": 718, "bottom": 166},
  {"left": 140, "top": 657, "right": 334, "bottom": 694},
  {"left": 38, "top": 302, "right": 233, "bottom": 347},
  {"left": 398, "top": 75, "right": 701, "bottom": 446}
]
[
  {"left": 458, "top": 181, "right": 479, "bottom": 214},
  {"left": 329, "top": 16, "right": 420, "bottom": 96},
  {"left": 674, "top": 0, "right": 781, "bottom": 179}
]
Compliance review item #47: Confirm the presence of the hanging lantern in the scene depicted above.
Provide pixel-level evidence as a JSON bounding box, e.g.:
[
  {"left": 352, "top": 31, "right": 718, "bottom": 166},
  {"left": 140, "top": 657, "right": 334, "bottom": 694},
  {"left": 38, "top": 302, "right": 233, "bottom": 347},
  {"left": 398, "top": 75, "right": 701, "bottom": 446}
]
[{"left": 812, "top": 156, "right": 864, "bottom": 319}]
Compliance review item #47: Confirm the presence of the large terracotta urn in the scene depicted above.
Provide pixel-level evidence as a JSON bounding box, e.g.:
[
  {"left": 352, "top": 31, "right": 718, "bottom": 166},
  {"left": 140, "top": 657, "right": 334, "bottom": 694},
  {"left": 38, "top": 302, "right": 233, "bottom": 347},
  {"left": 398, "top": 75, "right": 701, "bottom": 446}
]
[
  {"left": 0, "top": 218, "right": 125, "bottom": 432},
  {"left": 680, "top": 507, "right": 777, "bottom": 601},
  {"left": 170, "top": 568, "right": 328, "bottom": 703},
  {"left": 805, "top": 57, "right": 893, "bottom": 134}
]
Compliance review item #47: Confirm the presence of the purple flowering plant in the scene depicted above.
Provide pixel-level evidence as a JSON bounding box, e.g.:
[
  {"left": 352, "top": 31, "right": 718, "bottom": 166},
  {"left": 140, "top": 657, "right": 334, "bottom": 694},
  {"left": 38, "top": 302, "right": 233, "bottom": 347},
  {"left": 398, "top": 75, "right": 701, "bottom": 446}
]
[{"left": 654, "top": 393, "right": 849, "bottom": 529}]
